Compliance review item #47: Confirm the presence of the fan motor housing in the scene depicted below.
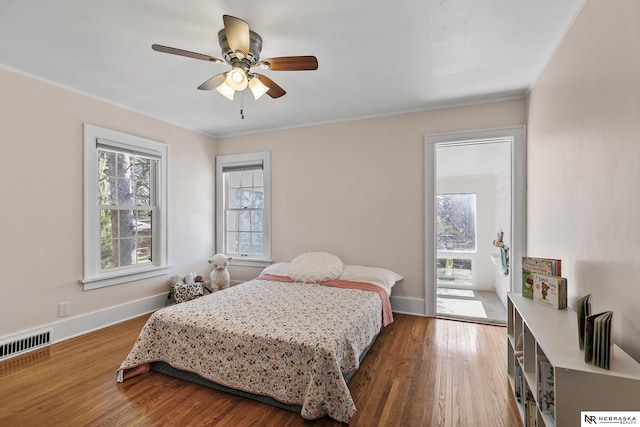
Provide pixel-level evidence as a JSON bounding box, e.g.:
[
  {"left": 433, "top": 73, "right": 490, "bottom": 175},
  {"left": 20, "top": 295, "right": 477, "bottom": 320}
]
[{"left": 218, "top": 29, "right": 263, "bottom": 66}]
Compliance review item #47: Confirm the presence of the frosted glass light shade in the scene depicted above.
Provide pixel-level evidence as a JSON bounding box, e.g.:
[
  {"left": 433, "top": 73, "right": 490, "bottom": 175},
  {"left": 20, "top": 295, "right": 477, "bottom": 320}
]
[
  {"left": 226, "top": 67, "right": 248, "bottom": 91},
  {"left": 249, "top": 77, "right": 269, "bottom": 100},
  {"left": 216, "top": 80, "right": 235, "bottom": 100}
]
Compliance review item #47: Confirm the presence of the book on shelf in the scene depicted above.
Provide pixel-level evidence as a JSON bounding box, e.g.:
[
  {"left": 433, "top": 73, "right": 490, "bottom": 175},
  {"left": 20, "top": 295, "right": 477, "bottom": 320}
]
[
  {"left": 522, "top": 257, "right": 562, "bottom": 299},
  {"left": 524, "top": 389, "right": 537, "bottom": 427},
  {"left": 515, "top": 364, "right": 523, "bottom": 403},
  {"left": 526, "top": 400, "right": 537, "bottom": 427},
  {"left": 584, "top": 310, "right": 613, "bottom": 369},
  {"left": 594, "top": 311, "right": 613, "bottom": 370},
  {"left": 576, "top": 294, "right": 592, "bottom": 349},
  {"left": 532, "top": 273, "right": 567, "bottom": 309},
  {"left": 536, "top": 355, "right": 544, "bottom": 413},
  {"left": 536, "top": 355, "right": 555, "bottom": 419}
]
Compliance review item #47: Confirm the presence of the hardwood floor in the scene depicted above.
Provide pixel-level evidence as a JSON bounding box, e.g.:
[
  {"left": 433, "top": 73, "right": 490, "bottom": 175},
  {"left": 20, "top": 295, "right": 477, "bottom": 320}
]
[{"left": 0, "top": 314, "right": 522, "bottom": 426}]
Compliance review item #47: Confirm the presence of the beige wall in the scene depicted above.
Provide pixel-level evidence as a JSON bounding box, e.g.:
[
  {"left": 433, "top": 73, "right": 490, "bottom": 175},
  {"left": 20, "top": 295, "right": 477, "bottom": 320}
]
[
  {"left": 527, "top": 0, "right": 640, "bottom": 359},
  {"left": 0, "top": 68, "right": 217, "bottom": 338},
  {"left": 218, "top": 100, "right": 526, "bottom": 307},
  {"left": 0, "top": 66, "right": 525, "bottom": 338}
]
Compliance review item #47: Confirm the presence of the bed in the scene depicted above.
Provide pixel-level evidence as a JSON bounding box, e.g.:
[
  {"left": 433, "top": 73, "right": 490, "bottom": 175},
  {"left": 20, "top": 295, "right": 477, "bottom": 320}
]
[{"left": 117, "top": 252, "right": 401, "bottom": 424}]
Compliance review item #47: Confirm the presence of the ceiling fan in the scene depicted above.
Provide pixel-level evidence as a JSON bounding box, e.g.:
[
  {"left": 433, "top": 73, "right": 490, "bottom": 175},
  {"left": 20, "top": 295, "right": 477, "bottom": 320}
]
[{"left": 152, "top": 15, "right": 318, "bottom": 101}]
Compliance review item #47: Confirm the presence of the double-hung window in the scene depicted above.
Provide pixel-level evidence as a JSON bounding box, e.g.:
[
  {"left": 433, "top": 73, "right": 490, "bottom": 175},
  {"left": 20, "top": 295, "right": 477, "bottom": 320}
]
[
  {"left": 216, "top": 152, "right": 271, "bottom": 266},
  {"left": 82, "top": 124, "right": 168, "bottom": 290}
]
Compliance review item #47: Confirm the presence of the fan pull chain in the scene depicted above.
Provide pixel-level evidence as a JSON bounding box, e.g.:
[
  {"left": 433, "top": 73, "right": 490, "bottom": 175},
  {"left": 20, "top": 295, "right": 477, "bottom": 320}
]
[{"left": 240, "top": 90, "right": 245, "bottom": 119}]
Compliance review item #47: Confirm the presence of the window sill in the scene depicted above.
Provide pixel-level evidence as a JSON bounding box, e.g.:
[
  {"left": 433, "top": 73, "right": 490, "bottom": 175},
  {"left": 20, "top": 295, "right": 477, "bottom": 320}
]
[
  {"left": 80, "top": 266, "right": 170, "bottom": 290},
  {"left": 230, "top": 258, "right": 272, "bottom": 268}
]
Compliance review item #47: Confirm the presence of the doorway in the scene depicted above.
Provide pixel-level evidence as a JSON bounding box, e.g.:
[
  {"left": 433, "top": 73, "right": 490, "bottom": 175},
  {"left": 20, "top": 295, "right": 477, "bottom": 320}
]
[{"left": 424, "top": 127, "right": 526, "bottom": 324}]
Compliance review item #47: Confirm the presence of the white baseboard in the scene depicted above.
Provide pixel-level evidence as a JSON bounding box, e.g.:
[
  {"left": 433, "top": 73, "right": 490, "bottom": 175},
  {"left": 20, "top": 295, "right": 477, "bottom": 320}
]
[
  {"left": 390, "top": 296, "right": 427, "bottom": 317},
  {"left": 50, "top": 293, "right": 169, "bottom": 344},
  {"left": 3, "top": 293, "right": 425, "bottom": 355}
]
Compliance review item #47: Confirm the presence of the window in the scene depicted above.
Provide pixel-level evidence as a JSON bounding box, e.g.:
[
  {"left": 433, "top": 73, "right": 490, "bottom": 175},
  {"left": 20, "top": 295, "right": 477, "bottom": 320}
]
[
  {"left": 216, "top": 152, "right": 271, "bottom": 266},
  {"left": 82, "top": 124, "right": 168, "bottom": 290},
  {"left": 436, "top": 193, "right": 477, "bottom": 251},
  {"left": 436, "top": 192, "right": 476, "bottom": 287}
]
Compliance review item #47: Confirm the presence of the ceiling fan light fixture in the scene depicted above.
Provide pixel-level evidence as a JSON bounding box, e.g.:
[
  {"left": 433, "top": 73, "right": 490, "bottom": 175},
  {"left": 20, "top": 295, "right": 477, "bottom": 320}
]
[
  {"left": 216, "top": 78, "right": 235, "bottom": 100},
  {"left": 226, "top": 67, "right": 248, "bottom": 91},
  {"left": 152, "top": 15, "right": 319, "bottom": 103},
  {"left": 248, "top": 77, "right": 269, "bottom": 100}
]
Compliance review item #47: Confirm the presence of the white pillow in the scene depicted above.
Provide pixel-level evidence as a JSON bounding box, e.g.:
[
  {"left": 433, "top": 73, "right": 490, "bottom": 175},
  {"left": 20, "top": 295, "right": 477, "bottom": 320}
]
[
  {"left": 289, "top": 252, "right": 344, "bottom": 283},
  {"left": 260, "top": 262, "right": 291, "bottom": 277},
  {"left": 339, "top": 265, "right": 403, "bottom": 295}
]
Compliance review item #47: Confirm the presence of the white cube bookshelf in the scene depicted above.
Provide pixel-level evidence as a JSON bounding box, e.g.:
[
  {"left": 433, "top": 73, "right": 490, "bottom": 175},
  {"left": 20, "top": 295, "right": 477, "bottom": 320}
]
[{"left": 507, "top": 293, "right": 640, "bottom": 426}]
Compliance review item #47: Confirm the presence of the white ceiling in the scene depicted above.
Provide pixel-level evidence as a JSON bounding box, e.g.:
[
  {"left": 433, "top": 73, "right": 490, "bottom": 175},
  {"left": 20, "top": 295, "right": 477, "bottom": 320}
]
[{"left": 0, "top": 0, "right": 584, "bottom": 138}]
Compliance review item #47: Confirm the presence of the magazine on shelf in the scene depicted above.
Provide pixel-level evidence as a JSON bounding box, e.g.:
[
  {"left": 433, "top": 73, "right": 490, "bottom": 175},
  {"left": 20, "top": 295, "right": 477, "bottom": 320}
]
[
  {"left": 532, "top": 273, "right": 567, "bottom": 309},
  {"left": 576, "top": 294, "right": 592, "bottom": 349},
  {"left": 522, "top": 257, "right": 562, "bottom": 299}
]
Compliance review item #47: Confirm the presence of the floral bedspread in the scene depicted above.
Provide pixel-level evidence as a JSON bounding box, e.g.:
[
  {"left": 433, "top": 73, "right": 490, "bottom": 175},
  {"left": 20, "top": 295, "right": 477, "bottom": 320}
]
[{"left": 117, "top": 279, "right": 385, "bottom": 423}]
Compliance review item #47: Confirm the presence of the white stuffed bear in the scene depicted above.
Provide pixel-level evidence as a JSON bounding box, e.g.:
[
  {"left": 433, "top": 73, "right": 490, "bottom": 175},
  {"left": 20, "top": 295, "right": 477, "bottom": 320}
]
[{"left": 208, "top": 254, "right": 232, "bottom": 292}]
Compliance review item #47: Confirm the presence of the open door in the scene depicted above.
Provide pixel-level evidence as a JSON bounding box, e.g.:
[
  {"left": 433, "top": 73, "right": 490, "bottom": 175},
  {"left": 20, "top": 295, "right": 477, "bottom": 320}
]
[{"left": 424, "top": 127, "right": 526, "bottom": 322}]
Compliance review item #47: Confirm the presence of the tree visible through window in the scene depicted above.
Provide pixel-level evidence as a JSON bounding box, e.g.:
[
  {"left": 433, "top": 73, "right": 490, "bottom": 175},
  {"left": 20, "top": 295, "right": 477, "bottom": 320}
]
[
  {"left": 436, "top": 193, "right": 477, "bottom": 251},
  {"left": 98, "top": 148, "right": 154, "bottom": 269}
]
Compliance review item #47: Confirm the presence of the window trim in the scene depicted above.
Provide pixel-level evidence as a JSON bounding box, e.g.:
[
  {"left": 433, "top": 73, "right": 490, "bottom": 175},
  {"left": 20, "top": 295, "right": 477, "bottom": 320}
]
[
  {"left": 216, "top": 151, "right": 272, "bottom": 267},
  {"left": 81, "top": 124, "right": 169, "bottom": 290}
]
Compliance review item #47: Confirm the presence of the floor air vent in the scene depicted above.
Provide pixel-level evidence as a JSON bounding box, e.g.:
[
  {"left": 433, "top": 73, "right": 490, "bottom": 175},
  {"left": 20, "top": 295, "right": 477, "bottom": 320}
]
[{"left": 0, "top": 328, "right": 52, "bottom": 361}]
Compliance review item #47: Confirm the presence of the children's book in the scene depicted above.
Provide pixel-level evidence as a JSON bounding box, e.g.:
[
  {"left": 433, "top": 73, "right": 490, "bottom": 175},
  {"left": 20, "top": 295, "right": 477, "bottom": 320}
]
[
  {"left": 594, "top": 311, "right": 613, "bottom": 369},
  {"left": 532, "top": 273, "right": 567, "bottom": 309},
  {"left": 584, "top": 311, "right": 612, "bottom": 365},
  {"left": 576, "top": 294, "right": 592, "bottom": 349},
  {"left": 537, "top": 355, "right": 555, "bottom": 417},
  {"left": 522, "top": 257, "right": 561, "bottom": 299},
  {"left": 584, "top": 312, "right": 596, "bottom": 363}
]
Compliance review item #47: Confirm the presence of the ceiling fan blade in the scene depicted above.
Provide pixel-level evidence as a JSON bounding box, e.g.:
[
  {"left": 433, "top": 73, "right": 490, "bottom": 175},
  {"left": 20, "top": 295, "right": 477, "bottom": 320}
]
[
  {"left": 255, "top": 74, "right": 286, "bottom": 98},
  {"left": 223, "top": 15, "right": 250, "bottom": 56},
  {"left": 257, "top": 56, "right": 318, "bottom": 71},
  {"left": 152, "top": 44, "right": 224, "bottom": 64},
  {"left": 197, "top": 73, "right": 226, "bottom": 90}
]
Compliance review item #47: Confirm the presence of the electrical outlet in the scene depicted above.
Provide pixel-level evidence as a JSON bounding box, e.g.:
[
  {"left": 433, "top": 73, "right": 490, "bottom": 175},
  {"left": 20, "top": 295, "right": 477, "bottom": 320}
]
[{"left": 59, "top": 302, "right": 71, "bottom": 317}]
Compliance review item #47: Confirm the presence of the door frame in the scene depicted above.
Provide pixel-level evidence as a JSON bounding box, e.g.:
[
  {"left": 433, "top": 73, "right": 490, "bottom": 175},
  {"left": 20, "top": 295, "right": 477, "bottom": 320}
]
[{"left": 424, "top": 126, "right": 526, "bottom": 317}]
